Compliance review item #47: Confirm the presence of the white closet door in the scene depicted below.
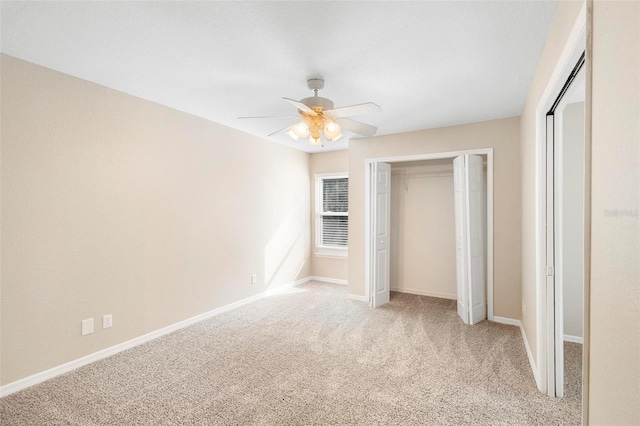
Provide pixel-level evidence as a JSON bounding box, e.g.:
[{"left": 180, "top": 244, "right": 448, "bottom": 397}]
[
  {"left": 454, "top": 155, "right": 486, "bottom": 325},
  {"left": 372, "top": 162, "right": 391, "bottom": 307},
  {"left": 453, "top": 156, "right": 469, "bottom": 323},
  {"left": 466, "top": 154, "right": 486, "bottom": 325}
]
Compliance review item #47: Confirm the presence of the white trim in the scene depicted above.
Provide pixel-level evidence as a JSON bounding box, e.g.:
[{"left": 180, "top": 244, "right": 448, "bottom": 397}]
[
  {"left": 0, "top": 290, "right": 267, "bottom": 398},
  {"left": 308, "top": 276, "right": 348, "bottom": 286},
  {"left": 348, "top": 294, "right": 368, "bottom": 302},
  {"left": 292, "top": 277, "right": 313, "bottom": 287},
  {"left": 563, "top": 334, "right": 584, "bottom": 344},
  {"left": 311, "top": 277, "right": 347, "bottom": 285},
  {"left": 492, "top": 316, "right": 522, "bottom": 327},
  {"left": 364, "top": 161, "right": 373, "bottom": 305},
  {"left": 314, "top": 251, "right": 348, "bottom": 259},
  {"left": 365, "top": 148, "right": 494, "bottom": 319},
  {"left": 551, "top": 64, "right": 586, "bottom": 399},
  {"left": 520, "top": 321, "right": 539, "bottom": 385},
  {"left": 534, "top": 2, "right": 586, "bottom": 396},
  {"left": 292, "top": 276, "right": 348, "bottom": 286},
  {"left": 314, "top": 173, "right": 349, "bottom": 254},
  {"left": 390, "top": 287, "right": 456, "bottom": 300},
  {"left": 365, "top": 149, "right": 496, "bottom": 164},
  {"left": 486, "top": 153, "right": 494, "bottom": 321}
]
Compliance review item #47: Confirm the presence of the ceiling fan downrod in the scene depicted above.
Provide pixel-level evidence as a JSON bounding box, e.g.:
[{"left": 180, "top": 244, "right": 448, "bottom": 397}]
[{"left": 307, "top": 78, "right": 324, "bottom": 97}]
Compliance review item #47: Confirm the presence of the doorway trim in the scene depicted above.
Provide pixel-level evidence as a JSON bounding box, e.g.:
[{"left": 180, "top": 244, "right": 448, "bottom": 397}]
[
  {"left": 364, "top": 148, "right": 494, "bottom": 321},
  {"left": 534, "top": 2, "right": 586, "bottom": 397}
]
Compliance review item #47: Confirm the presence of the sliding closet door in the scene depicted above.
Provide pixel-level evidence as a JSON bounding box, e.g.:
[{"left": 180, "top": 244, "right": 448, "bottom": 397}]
[{"left": 454, "top": 155, "right": 486, "bottom": 325}]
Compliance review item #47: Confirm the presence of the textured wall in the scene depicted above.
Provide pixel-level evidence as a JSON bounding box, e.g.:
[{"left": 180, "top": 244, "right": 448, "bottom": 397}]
[
  {"left": 0, "top": 55, "right": 310, "bottom": 385},
  {"left": 588, "top": 1, "right": 640, "bottom": 423},
  {"left": 348, "top": 117, "right": 521, "bottom": 319}
]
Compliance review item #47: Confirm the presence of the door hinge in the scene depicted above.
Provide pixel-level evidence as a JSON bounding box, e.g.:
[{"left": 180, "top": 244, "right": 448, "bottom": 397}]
[{"left": 546, "top": 266, "right": 554, "bottom": 277}]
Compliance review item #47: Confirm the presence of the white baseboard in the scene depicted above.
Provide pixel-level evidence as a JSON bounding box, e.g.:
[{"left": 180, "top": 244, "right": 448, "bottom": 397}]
[
  {"left": 564, "top": 334, "right": 583, "bottom": 344},
  {"left": 390, "top": 287, "right": 456, "bottom": 300},
  {"left": 492, "top": 316, "right": 522, "bottom": 327},
  {"left": 519, "top": 322, "right": 539, "bottom": 387},
  {"left": 347, "top": 294, "right": 368, "bottom": 302},
  {"left": 291, "top": 277, "right": 312, "bottom": 287},
  {"left": 293, "top": 276, "right": 348, "bottom": 286},
  {"left": 0, "top": 290, "right": 267, "bottom": 398}
]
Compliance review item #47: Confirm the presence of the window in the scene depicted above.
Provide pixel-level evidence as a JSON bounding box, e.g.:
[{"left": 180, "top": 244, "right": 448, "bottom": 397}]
[{"left": 315, "top": 174, "right": 348, "bottom": 257}]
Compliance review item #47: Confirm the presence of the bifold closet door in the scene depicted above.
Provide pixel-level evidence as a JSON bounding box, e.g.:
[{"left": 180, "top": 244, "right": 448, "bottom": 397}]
[
  {"left": 372, "top": 162, "right": 391, "bottom": 308},
  {"left": 454, "top": 154, "right": 486, "bottom": 325}
]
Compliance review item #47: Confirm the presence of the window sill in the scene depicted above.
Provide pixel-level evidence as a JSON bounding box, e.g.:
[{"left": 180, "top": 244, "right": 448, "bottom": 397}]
[{"left": 315, "top": 247, "right": 348, "bottom": 259}]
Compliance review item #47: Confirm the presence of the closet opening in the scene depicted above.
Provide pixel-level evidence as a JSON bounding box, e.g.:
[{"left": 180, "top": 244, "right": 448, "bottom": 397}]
[
  {"left": 365, "top": 149, "right": 494, "bottom": 323},
  {"left": 532, "top": 3, "right": 586, "bottom": 401},
  {"left": 545, "top": 54, "right": 586, "bottom": 400}
]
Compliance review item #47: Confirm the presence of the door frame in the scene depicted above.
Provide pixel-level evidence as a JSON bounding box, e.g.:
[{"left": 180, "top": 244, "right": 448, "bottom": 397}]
[
  {"left": 534, "top": 2, "right": 587, "bottom": 398},
  {"left": 364, "top": 148, "right": 494, "bottom": 321},
  {"left": 551, "top": 62, "right": 586, "bottom": 399}
]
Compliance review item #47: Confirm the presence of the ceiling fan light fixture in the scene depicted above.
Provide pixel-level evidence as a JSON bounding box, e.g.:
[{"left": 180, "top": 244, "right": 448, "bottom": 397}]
[
  {"left": 241, "top": 78, "right": 379, "bottom": 147},
  {"left": 292, "top": 121, "right": 310, "bottom": 138},
  {"left": 323, "top": 120, "right": 341, "bottom": 140},
  {"left": 309, "top": 136, "right": 322, "bottom": 146}
]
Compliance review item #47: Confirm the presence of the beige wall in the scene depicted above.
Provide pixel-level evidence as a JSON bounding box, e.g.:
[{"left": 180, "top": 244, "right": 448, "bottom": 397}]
[
  {"left": 390, "top": 161, "right": 457, "bottom": 299},
  {"left": 562, "top": 101, "right": 585, "bottom": 339},
  {"left": 348, "top": 117, "right": 521, "bottom": 319},
  {"left": 519, "top": 0, "right": 584, "bottom": 369},
  {"left": 0, "top": 55, "right": 310, "bottom": 385},
  {"left": 589, "top": 1, "right": 639, "bottom": 423},
  {"left": 309, "top": 151, "right": 349, "bottom": 281}
]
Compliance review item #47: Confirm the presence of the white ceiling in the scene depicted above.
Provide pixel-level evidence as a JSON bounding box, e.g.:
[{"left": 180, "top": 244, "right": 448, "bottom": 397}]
[{"left": 0, "top": 1, "right": 557, "bottom": 153}]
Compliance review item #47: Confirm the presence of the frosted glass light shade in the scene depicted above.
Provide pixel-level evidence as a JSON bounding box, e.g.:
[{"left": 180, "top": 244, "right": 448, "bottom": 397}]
[
  {"left": 323, "top": 120, "right": 341, "bottom": 140},
  {"left": 292, "top": 121, "right": 310, "bottom": 138},
  {"left": 309, "top": 136, "right": 322, "bottom": 146}
]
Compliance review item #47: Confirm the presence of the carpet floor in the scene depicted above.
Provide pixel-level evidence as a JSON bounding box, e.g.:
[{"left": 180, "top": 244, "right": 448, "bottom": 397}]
[
  {"left": 564, "top": 342, "right": 583, "bottom": 401},
  {"left": 1, "top": 281, "right": 581, "bottom": 425}
]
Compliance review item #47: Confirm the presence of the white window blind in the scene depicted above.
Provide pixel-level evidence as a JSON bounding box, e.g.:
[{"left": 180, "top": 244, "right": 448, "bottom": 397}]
[{"left": 316, "top": 175, "right": 348, "bottom": 254}]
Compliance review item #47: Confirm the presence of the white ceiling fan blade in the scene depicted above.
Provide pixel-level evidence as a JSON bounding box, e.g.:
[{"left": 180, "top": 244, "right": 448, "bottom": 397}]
[
  {"left": 325, "top": 102, "right": 381, "bottom": 118},
  {"left": 238, "top": 115, "right": 297, "bottom": 120},
  {"left": 268, "top": 124, "right": 296, "bottom": 137},
  {"left": 283, "top": 97, "right": 317, "bottom": 116},
  {"left": 336, "top": 118, "right": 378, "bottom": 137}
]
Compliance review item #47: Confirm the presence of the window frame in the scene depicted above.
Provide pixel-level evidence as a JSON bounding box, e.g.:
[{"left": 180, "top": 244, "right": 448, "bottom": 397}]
[{"left": 314, "top": 173, "right": 349, "bottom": 258}]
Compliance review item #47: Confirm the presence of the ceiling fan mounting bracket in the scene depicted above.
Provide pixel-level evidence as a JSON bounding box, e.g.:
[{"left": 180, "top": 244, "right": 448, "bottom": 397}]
[{"left": 307, "top": 78, "right": 325, "bottom": 94}]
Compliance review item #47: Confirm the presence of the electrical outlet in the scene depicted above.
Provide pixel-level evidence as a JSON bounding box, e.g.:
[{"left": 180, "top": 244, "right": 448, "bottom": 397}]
[
  {"left": 251, "top": 274, "right": 257, "bottom": 285},
  {"left": 81, "top": 318, "right": 94, "bottom": 336},
  {"left": 103, "top": 314, "right": 112, "bottom": 329}
]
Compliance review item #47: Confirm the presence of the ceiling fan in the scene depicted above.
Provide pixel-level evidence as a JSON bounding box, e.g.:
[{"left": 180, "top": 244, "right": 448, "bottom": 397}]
[{"left": 239, "top": 78, "right": 381, "bottom": 146}]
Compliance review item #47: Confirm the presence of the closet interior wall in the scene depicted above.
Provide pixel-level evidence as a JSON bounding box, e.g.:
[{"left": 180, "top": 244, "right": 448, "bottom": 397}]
[
  {"left": 390, "top": 160, "right": 456, "bottom": 299},
  {"left": 390, "top": 158, "right": 487, "bottom": 301}
]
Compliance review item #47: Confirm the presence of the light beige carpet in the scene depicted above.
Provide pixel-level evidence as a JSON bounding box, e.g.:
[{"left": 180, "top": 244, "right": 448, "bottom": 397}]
[
  {"left": 564, "top": 342, "right": 583, "bottom": 401},
  {"left": 1, "top": 281, "right": 581, "bottom": 425}
]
